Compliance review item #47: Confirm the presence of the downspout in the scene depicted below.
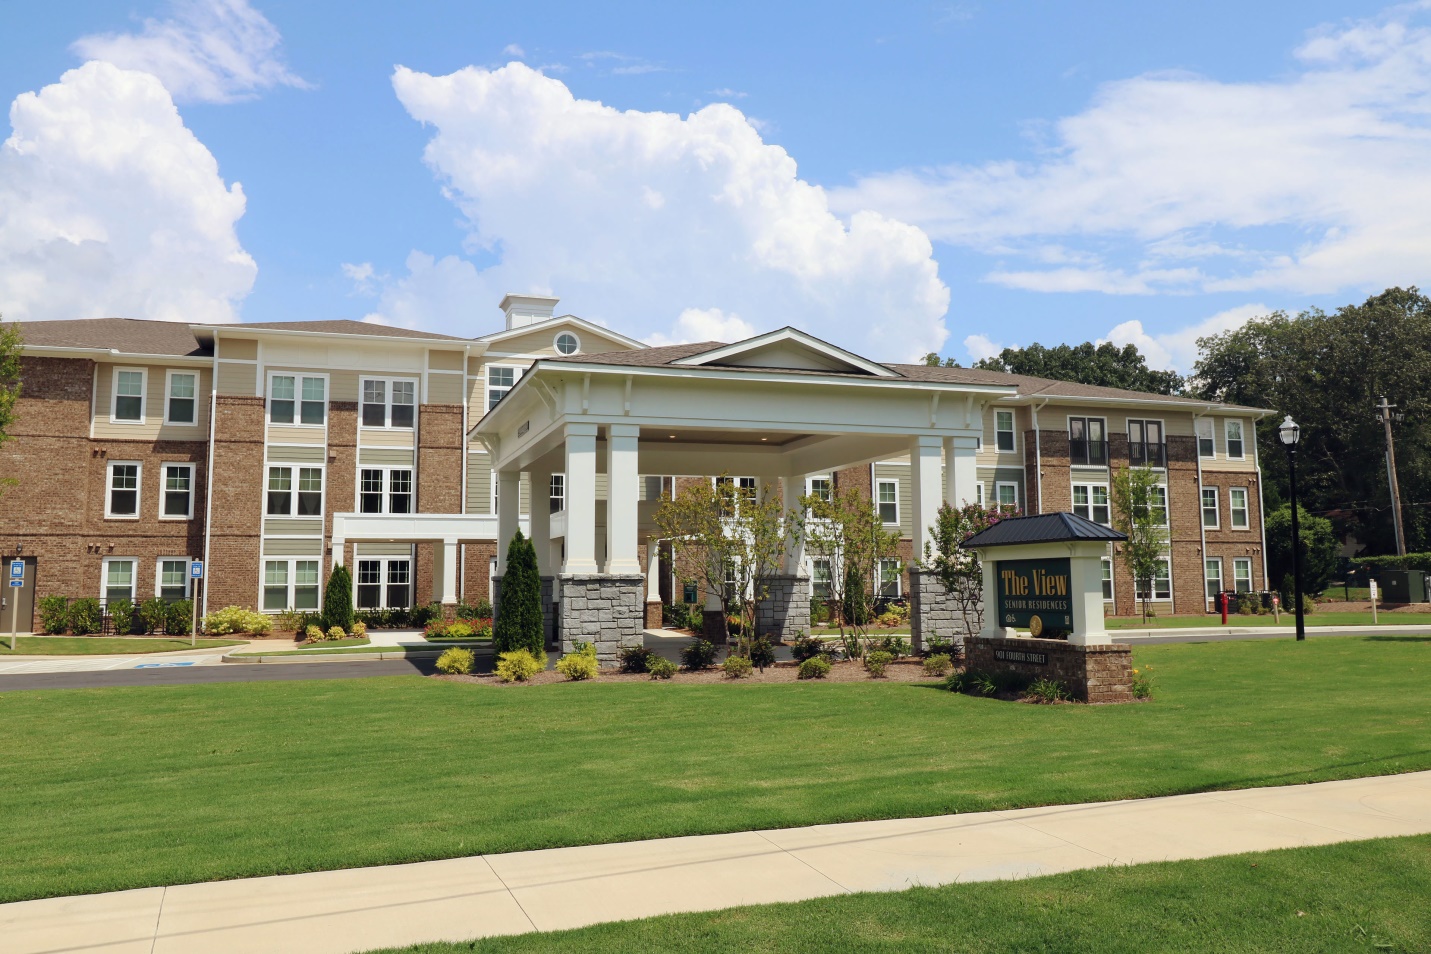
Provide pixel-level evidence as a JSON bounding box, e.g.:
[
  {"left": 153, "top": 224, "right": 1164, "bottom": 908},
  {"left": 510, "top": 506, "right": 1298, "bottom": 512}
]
[
  {"left": 1253, "top": 413, "right": 1269, "bottom": 593},
  {"left": 201, "top": 330, "right": 219, "bottom": 618},
  {"left": 1194, "top": 406, "right": 1211, "bottom": 612},
  {"left": 1031, "top": 399, "right": 1049, "bottom": 513},
  {"left": 459, "top": 343, "right": 470, "bottom": 602}
]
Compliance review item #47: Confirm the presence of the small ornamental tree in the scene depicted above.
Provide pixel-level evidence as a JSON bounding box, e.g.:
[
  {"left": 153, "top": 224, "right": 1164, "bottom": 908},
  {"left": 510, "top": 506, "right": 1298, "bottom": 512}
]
[
  {"left": 322, "top": 563, "right": 355, "bottom": 632},
  {"left": 494, "top": 530, "right": 544, "bottom": 655},
  {"left": 1111, "top": 464, "right": 1170, "bottom": 622},
  {"left": 924, "top": 501, "right": 1020, "bottom": 637},
  {"left": 797, "top": 486, "right": 902, "bottom": 658}
]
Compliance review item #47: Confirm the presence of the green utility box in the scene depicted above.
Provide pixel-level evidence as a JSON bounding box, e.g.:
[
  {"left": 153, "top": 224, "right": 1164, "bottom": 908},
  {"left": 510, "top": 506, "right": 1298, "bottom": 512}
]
[{"left": 1379, "top": 569, "right": 1428, "bottom": 604}]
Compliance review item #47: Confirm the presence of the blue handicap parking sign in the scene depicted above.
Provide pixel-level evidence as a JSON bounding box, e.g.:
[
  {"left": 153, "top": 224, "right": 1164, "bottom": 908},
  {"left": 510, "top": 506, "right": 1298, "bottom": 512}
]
[
  {"left": 190, "top": 560, "right": 204, "bottom": 578},
  {"left": 9, "top": 560, "right": 23, "bottom": 578}
]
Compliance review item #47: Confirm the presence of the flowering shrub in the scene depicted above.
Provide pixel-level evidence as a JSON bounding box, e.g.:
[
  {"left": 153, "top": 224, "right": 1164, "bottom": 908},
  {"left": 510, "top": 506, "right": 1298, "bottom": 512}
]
[
  {"left": 1133, "top": 664, "right": 1156, "bottom": 699},
  {"left": 436, "top": 647, "right": 475, "bottom": 674},
  {"left": 496, "top": 649, "right": 546, "bottom": 683}
]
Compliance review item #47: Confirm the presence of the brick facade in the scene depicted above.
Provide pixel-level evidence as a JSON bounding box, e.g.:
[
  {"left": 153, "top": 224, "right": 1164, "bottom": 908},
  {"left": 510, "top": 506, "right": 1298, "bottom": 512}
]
[
  {"left": 207, "top": 395, "right": 265, "bottom": 611},
  {"left": 965, "top": 635, "right": 1134, "bottom": 704}
]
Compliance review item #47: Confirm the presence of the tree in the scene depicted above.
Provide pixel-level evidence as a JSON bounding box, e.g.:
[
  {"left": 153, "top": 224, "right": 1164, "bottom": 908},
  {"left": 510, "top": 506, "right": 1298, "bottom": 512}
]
[
  {"left": 922, "top": 352, "right": 962, "bottom": 368},
  {"left": 974, "top": 341, "right": 1185, "bottom": 395},
  {"left": 1266, "top": 504, "right": 1339, "bottom": 597},
  {"left": 494, "top": 530, "right": 544, "bottom": 655},
  {"left": 1110, "top": 465, "right": 1169, "bottom": 621},
  {"left": 1195, "top": 287, "right": 1431, "bottom": 555},
  {"left": 0, "top": 320, "right": 23, "bottom": 488},
  {"left": 923, "top": 501, "right": 1019, "bottom": 638},
  {"left": 797, "top": 486, "right": 902, "bottom": 658},
  {"left": 322, "top": 563, "right": 354, "bottom": 631}
]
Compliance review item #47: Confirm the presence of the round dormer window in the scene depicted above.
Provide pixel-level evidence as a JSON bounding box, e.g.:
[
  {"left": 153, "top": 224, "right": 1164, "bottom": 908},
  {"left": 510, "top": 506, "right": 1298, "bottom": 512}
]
[{"left": 555, "top": 332, "right": 580, "bottom": 355}]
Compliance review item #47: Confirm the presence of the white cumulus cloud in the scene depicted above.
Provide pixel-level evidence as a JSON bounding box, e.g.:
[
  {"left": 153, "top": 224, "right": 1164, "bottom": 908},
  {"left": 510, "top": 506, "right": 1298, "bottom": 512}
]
[
  {"left": 1101, "top": 303, "right": 1269, "bottom": 374},
  {"left": 646, "top": 307, "right": 757, "bottom": 347},
  {"left": 363, "top": 63, "right": 948, "bottom": 360},
  {"left": 0, "top": 61, "right": 256, "bottom": 324},
  {"left": 72, "top": 0, "right": 307, "bottom": 104}
]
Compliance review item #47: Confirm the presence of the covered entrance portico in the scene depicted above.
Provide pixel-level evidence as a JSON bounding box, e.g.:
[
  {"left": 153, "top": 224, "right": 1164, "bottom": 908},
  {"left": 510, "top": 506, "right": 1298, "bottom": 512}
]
[{"left": 474, "top": 329, "right": 1017, "bottom": 662}]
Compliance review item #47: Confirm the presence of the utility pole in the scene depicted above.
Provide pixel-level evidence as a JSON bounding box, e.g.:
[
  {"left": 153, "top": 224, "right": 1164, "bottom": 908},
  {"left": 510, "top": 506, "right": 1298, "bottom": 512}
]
[{"left": 1375, "top": 397, "right": 1407, "bottom": 556}]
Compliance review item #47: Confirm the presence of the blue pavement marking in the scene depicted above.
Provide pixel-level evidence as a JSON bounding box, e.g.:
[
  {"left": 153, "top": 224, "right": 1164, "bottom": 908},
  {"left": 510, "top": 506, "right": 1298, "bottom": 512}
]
[{"left": 134, "top": 661, "right": 196, "bottom": 668}]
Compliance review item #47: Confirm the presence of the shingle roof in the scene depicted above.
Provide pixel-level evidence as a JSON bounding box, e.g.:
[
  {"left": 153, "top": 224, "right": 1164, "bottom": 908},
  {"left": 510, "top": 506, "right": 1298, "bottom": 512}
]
[
  {"left": 234, "top": 320, "right": 466, "bottom": 341},
  {"left": 10, "top": 318, "right": 209, "bottom": 356},
  {"left": 961, "top": 512, "right": 1127, "bottom": 549}
]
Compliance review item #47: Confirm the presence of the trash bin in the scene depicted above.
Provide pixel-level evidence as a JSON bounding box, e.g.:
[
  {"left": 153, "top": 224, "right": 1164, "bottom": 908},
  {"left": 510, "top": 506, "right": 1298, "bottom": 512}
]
[{"left": 1379, "top": 569, "right": 1428, "bottom": 604}]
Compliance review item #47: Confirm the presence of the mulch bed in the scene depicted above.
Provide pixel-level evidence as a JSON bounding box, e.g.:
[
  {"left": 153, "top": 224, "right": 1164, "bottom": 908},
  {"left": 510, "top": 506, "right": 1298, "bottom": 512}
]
[{"left": 437, "top": 657, "right": 945, "bottom": 687}]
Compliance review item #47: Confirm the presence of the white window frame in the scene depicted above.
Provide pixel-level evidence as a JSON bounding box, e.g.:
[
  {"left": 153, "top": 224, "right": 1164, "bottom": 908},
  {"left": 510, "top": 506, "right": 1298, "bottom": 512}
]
[
  {"left": 266, "top": 371, "right": 328, "bottom": 428},
  {"left": 261, "top": 557, "right": 322, "bottom": 613},
  {"left": 975, "top": 482, "right": 985, "bottom": 506},
  {"left": 1071, "top": 482, "right": 1111, "bottom": 525},
  {"left": 101, "top": 556, "right": 138, "bottom": 606},
  {"left": 359, "top": 466, "right": 414, "bottom": 515},
  {"left": 1200, "top": 486, "right": 1219, "bottom": 529},
  {"left": 1205, "top": 557, "right": 1223, "bottom": 601},
  {"left": 1195, "top": 418, "right": 1216, "bottom": 459},
  {"left": 810, "top": 557, "right": 833, "bottom": 601},
  {"left": 1135, "top": 556, "right": 1173, "bottom": 602},
  {"left": 995, "top": 481, "right": 1019, "bottom": 509},
  {"left": 1229, "top": 487, "right": 1250, "bottom": 529},
  {"left": 1225, "top": 419, "right": 1246, "bottom": 460},
  {"left": 156, "top": 557, "right": 193, "bottom": 601},
  {"left": 359, "top": 376, "right": 419, "bottom": 430},
  {"left": 355, "top": 556, "right": 413, "bottom": 610},
  {"left": 105, "top": 460, "right": 142, "bottom": 519},
  {"left": 806, "top": 476, "right": 832, "bottom": 502},
  {"left": 159, "top": 462, "right": 195, "bottom": 520},
  {"left": 110, "top": 367, "right": 147, "bottom": 424},
  {"left": 876, "top": 479, "right": 899, "bottom": 525},
  {"left": 877, "top": 558, "right": 902, "bottom": 598},
  {"left": 995, "top": 409, "right": 1016, "bottom": 452},
  {"left": 267, "top": 464, "right": 326, "bottom": 518},
  {"left": 486, "top": 365, "right": 520, "bottom": 413},
  {"left": 1233, "top": 557, "right": 1253, "bottom": 593},
  {"left": 163, "top": 370, "right": 198, "bottom": 426},
  {"left": 554, "top": 331, "right": 581, "bottom": 355},
  {"left": 489, "top": 556, "right": 498, "bottom": 600},
  {"left": 1101, "top": 556, "right": 1114, "bottom": 603},
  {"left": 1151, "top": 484, "right": 1169, "bottom": 527},
  {"left": 549, "top": 473, "right": 565, "bottom": 513}
]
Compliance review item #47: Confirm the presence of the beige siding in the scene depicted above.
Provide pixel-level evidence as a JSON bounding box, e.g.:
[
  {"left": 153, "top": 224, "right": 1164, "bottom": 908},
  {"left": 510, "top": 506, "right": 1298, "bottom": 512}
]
[
  {"left": 355, "top": 542, "right": 415, "bottom": 558},
  {"left": 359, "top": 427, "right": 415, "bottom": 448},
  {"left": 264, "top": 518, "right": 323, "bottom": 536},
  {"left": 428, "top": 349, "right": 464, "bottom": 371},
  {"left": 330, "top": 370, "right": 359, "bottom": 403},
  {"left": 467, "top": 450, "right": 492, "bottom": 513},
  {"left": 427, "top": 372, "right": 463, "bottom": 405},
  {"left": 266, "top": 444, "right": 326, "bottom": 463},
  {"left": 873, "top": 463, "right": 913, "bottom": 538},
  {"left": 262, "top": 537, "right": 323, "bottom": 556},
  {"left": 217, "top": 361, "right": 257, "bottom": 396},
  {"left": 217, "top": 337, "right": 258, "bottom": 360},
  {"left": 267, "top": 424, "right": 324, "bottom": 445},
  {"left": 358, "top": 447, "right": 416, "bottom": 466},
  {"left": 977, "top": 403, "right": 1027, "bottom": 469},
  {"left": 93, "top": 363, "right": 211, "bottom": 440}
]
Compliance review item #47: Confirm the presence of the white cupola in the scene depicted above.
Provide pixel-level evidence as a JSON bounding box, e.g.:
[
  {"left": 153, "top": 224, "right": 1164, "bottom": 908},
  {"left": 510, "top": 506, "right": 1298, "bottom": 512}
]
[{"left": 499, "top": 294, "right": 560, "bottom": 330}]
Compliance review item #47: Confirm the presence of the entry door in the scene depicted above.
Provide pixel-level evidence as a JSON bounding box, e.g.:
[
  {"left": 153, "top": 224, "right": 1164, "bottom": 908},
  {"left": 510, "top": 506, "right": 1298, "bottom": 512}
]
[{"left": 1, "top": 556, "right": 37, "bottom": 634}]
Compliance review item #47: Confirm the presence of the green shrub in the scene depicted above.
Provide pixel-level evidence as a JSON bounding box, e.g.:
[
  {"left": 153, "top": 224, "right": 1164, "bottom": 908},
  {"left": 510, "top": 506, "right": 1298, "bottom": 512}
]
[
  {"left": 494, "top": 530, "right": 545, "bottom": 656},
  {"left": 1133, "top": 664, "right": 1156, "bottom": 700},
  {"left": 304, "top": 624, "right": 325, "bottom": 641},
  {"left": 556, "top": 651, "right": 598, "bottom": 681},
  {"left": 923, "top": 653, "right": 953, "bottom": 677},
  {"left": 37, "top": 595, "right": 69, "bottom": 634},
  {"left": 617, "top": 644, "right": 656, "bottom": 674},
  {"left": 67, "top": 598, "right": 103, "bottom": 635},
  {"left": 924, "top": 637, "right": 961, "bottom": 660},
  {"left": 864, "top": 649, "right": 894, "bottom": 678},
  {"left": 647, "top": 657, "right": 677, "bottom": 680},
  {"left": 322, "top": 563, "right": 355, "bottom": 632},
  {"left": 165, "top": 600, "right": 193, "bottom": 636},
  {"left": 970, "top": 670, "right": 998, "bottom": 696},
  {"left": 789, "top": 633, "right": 830, "bottom": 663},
  {"left": 436, "top": 647, "right": 475, "bottom": 675},
  {"left": 873, "top": 635, "right": 909, "bottom": 658},
  {"left": 138, "top": 597, "right": 169, "bottom": 634},
  {"left": 410, "top": 602, "right": 442, "bottom": 628},
  {"left": 350, "top": 620, "right": 367, "bottom": 638},
  {"left": 722, "top": 654, "right": 753, "bottom": 679},
  {"left": 326, "top": 625, "right": 346, "bottom": 640},
  {"left": 571, "top": 639, "right": 596, "bottom": 657},
  {"left": 745, "top": 636, "right": 777, "bottom": 671},
  {"left": 495, "top": 649, "right": 545, "bottom": 683},
  {"left": 107, "top": 599, "right": 136, "bottom": 635},
  {"left": 1026, "top": 677, "right": 1070, "bottom": 703},
  {"left": 797, "top": 656, "right": 831, "bottom": 680},
  {"left": 680, "top": 638, "right": 719, "bottom": 671},
  {"left": 202, "top": 606, "right": 271, "bottom": 635}
]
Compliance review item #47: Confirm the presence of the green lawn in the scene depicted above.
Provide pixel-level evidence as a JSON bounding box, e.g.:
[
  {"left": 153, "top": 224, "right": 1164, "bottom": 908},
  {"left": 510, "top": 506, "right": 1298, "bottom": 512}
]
[
  {"left": 1105, "top": 611, "right": 1431, "bottom": 628},
  {"left": 0, "top": 636, "right": 245, "bottom": 655},
  {"left": 229, "top": 641, "right": 487, "bottom": 657},
  {"left": 0, "top": 636, "right": 1426, "bottom": 904},
  {"left": 374, "top": 835, "right": 1431, "bottom": 954}
]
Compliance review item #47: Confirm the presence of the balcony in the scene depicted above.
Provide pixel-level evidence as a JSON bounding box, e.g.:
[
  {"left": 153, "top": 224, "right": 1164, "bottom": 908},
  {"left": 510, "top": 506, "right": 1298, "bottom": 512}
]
[
  {"left": 1129, "top": 441, "right": 1167, "bottom": 468},
  {"left": 1069, "top": 438, "right": 1109, "bottom": 466}
]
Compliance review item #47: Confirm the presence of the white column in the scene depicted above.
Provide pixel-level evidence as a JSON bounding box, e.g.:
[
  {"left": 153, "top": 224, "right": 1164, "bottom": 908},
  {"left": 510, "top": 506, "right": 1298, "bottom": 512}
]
[
  {"left": 563, "top": 423, "right": 599, "bottom": 574},
  {"left": 1068, "top": 549, "right": 1113, "bottom": 646},
  {"left": 943, "top": 436, "right": 979, "bottom": 507},
  {"left": 782, "top": 475, "right": 807, "bottom": 575},
  {"left": 496, "top": 469, "right": 521, "bottom": 576},
  {"left": 432, "top": 538, "right": 458, "bottom": 605},
  {"left": 606, "top": 423, "right": 641, "bottom": 574},
  {"left": 646, "top": 535, "right": 662, "bottom": 605},
  {"left": 530, "top": 469, "right": 552, "bottom": 576},
  {"left": 979, "top": 555, "right": 1002, "bottom": 639},
  {"left": 910, "top": 435, "right": 944, "bottom": 561}
]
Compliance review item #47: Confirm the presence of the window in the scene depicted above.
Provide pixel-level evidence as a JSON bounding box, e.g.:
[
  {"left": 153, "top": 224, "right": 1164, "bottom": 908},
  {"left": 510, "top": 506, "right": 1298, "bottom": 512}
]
[
  {"left": 161, "top": 463, "right": 194, "bottom": 519},
  {"left": 267, "top": 466, "right": 323, "bottom": 517},
  {"left": 716, "top": 476, "right": 756, "bottom": 516},
  {"left": 995, "top": 410, "right": 1015, "bottom": 452},
  {"left": 1201, "top": 487, "right": 1219, "bottom": 528},
  {"left": 1068, "top": 417, "right": 1107, "bottom": 465},
  {"left": 1205, "top": 558, "right": 1223, "bottom": 599},
  {"left": 1128, "top": 419, "right": 1166, "bottom": 467},
  {"left": 1233, "top": 557, "right": 1253, "bottom": 593},
  {"left": 1101, "top": 557, "right": 1114, "bottom": 601},
  {"left": 1135, "top": 558, "right": 1172, "bottom": 601},
  {"left": 996, "top": 481, "right": 1019, "bottom": 508},
  {"left": 877, "top": 558, "right": 902, "bottom": 598},
  {"left": 1072, "top": 483, "right": 1110, "bottom": 525},
  {"left": 357, "top": 558, "right": 412, "bottom": 609},
  {"left": 269, "top": 374, "right": 326, "bottom": 425},
  {"left": 112, "top": 368, "right": 146, "bottom": 422},
  {"left": 263, "top": 559, "right": 320, "bottom": 611},
  {"left": 1196, "top": 418, "right": 1215, "bottom": 458},
  {"left": 877, "top": 479, "right": 899, "bottom": 525},
  {"left": 107, "top": 462, "right": 141, "bottom": 517},
  {"left": 359, "top": 468, "right": 413, "bottom": 514},
  {"left": 807, "top": 476, "right": 832, "bottom": 502},
  {"left": 1226, "top": 419, "right": 1245, "bottom": 459},
  {"left": 157, "top": 558, "right": 190, "bottom": 602},
  {"left": 487, "top": 366, "right": 517, "bottom": 411},
  {"left": 102, "top": 558, "right": 136, "bottom": 605},
  {"left": 361, "top": 378, "right": 417, "bottom": 429},
  {"left": 1229, "top": 487, "right": 1249, "bottom": 529},
  {"left": 811, "top": 558, "right": 833, "bottom": 600},
  {"left": 1152, "top": 485, "right": 1169, "bottom": 525},
  {"left": 549, "top": 473, "right": 565, "bottom": 513},
  {"left": 555, "top": 332, "right": 580, "bottom": 355},
  {"left": 975, "top": 482, "right": 985, "bottom": 506},
  {"left": 165, "top": 371, "right": 197, "bottom": 425}
]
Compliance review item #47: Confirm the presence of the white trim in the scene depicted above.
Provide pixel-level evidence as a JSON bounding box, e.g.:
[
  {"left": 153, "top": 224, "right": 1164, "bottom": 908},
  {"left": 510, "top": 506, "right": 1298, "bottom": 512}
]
[
  {"left": 876, "top": 478, "right": 900, "bottom": 526},
  {"left": 670, "top": 327, "right": 898, "bottom": 377},
  {"left": 1070, "top": 481, "right": 1111, "bottom": 526},
  {"left": 477, "top": 314, "right": 647, "bottom": 351},
  {"left": 105, "top": 460, "right": 142, "bottom": 519},
  {"left": 1195, "top": 417, "right": 1216, "bottom": 459},
  {"left": 1066, "top": 413, "right": 1108, "bottom": 465},
  {"left": 1204, "top": 556, "right": 1224, "bottom": 602},
  {"left": 994, "top": 409, "right": 1016, "bottom": 453},
  {"left": 191, "top": 322, "right": 476, "bottom": 350},
  {"left": 876, "top": 557, "right": 903, "bottom": 599},
  {"left": 109, "top": 366, "right": 147, "bottom": 424},
  {"left": 1134, "top": 554, "right": 1174, "bottom": 603},
  {"left": 357, "top": 464, "right": 416, "bottom": 516},
  {"left": 259, "top": 556, "right": 323, "bottom": 613},
  {"left": 163, "top": 369, "right": 199, "bottom": 426},
  {"left": 554, "top": 330, "right": 581, "bottom": 356},
  {"left": 1225, "top": 418, "right": 1247, "bottom": 460},
  {"left": 1200, "top": 485, "right": 1220, "bottom": 530},
  {"left": 484, "top": 364, "right": 522, "bottom": 414},
  {"left": 266, "top": 370, "right": 329, "bottom": 429},
  {"left": 1100, "top": 555, "right": 1115, "bottom": 603},
  {"left": 155, "top": 556, "right": 193, "bottom": 600},
  {"left": 1229, "top": 486, "right": 1251, "bottom": 530},
  {"left": 359, "top": 375, "right": 420, "bottom": 430},
  {"left": 265, "top": 462, "right": 327, "bottom": 520},
  {"left": 995, "top": 480, "right": 1020, "bottom": 509},
  {"left": 805, "top": 474, "right": 832, "bottom": 502},
  {"left": 101, "top": 556, "right": 138, "bottom": 605},
  {"left": 158, "top": 462, "right": 196, "bottom": 520},
  {"left": 354, "top": 553, "right": 415, "bottom": 610},
  {"left": 1232, "top": 556, "right": 1254, "bottom": 593}
]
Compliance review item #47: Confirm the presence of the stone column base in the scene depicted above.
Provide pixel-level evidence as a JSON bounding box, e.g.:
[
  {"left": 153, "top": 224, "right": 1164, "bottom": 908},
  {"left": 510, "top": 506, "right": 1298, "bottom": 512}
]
[
  {"left": 541, "top": 576, "right": 555, "bottom": 649},
  {"left": 908, "top": 569, "right": 973, "bottom": 655},
  {"left": 965, "top": 635, "right": 1134, "bottom": 703},
  {"left": 557, "top": 574, "right": 646, "bottom": 663},
  {"left": 756, "top": 574, "right": 811, "bottom": 642},
  {"left": 644, "top": 600, "right": 663, "bottom": 629}
]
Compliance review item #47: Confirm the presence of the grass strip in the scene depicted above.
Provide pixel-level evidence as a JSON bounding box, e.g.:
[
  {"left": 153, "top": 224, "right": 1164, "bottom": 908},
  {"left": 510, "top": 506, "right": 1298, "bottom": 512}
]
[{"left": 0, "top": 637, "right": 245, "bottom": 656}]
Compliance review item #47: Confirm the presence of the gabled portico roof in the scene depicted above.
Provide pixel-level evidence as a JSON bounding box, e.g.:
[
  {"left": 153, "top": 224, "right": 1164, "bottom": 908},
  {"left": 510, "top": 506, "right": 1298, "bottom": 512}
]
[{"left": 668, "top": 326, "right": 898, "bottom": 377}]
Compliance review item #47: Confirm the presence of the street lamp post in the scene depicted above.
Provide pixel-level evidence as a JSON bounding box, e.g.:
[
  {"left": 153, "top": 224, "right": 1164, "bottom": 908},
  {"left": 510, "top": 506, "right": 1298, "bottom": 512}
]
[{"left": 1278, "top": 415, "right": 1306, "bottom": 641}]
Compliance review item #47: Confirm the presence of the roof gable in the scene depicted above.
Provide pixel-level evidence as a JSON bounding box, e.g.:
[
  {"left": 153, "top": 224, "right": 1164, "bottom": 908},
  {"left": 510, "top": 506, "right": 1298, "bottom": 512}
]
[
  {"left": 478, "top": 315, "right": 646, "bottom": 353},
  {"left": 671, "top": 327, "right": 897, "bottom": 377}
]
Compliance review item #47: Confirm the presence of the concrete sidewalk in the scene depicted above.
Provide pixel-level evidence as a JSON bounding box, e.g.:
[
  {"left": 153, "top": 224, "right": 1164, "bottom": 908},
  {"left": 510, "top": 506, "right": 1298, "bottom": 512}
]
[{"left": 3, "top": 772, "right": 1428, "bottom": 954}]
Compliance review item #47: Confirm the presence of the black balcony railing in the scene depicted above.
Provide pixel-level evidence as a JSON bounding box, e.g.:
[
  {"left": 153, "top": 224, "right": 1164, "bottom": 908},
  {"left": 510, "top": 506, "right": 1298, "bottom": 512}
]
[
  {"left": 1070, "top": 439, "right": 1109, "bottom": 466},
  {"left": 1130, "top": 441, "right": 1167, "bottom": 467}
]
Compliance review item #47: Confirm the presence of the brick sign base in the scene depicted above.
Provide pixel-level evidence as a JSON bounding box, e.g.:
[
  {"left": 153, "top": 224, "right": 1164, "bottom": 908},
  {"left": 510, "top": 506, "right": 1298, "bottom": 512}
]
[{"left": 965, "top": 635, "right": 1135, "bottom": 704}]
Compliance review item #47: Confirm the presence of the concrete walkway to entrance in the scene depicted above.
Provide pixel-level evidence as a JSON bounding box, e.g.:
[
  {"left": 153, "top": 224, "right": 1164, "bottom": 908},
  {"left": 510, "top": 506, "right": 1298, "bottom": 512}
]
[{"left": 4, "top": 771, "right": 1427, "bottom": 954}]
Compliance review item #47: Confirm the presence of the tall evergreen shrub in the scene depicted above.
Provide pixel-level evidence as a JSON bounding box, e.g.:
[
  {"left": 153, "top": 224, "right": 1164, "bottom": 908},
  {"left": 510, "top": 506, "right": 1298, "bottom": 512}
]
[
  {"left": 323, "top": 563, "right": 355, "bottom": 632},
  {"left": 494, "top": 530, "right": 544, "bottom": 655}
]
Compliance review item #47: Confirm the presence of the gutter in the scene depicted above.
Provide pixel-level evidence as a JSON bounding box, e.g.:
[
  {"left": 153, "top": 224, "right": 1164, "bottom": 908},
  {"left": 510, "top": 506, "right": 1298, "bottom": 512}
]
[
  {"left": 1193, "top": 405, "right": 1211, "bottom": 611},
  {"left": 201, "top": 330, "right": 220, "bottom": 619},
  {"left": 1031, "top": 398, "right": 1049, "bottom": 513},
  {"left": 1253, "top": 412, "right": 1270, "bottom": 592},
  {"left": 460, "top": 342, "right": 471, "bottom": 603}
]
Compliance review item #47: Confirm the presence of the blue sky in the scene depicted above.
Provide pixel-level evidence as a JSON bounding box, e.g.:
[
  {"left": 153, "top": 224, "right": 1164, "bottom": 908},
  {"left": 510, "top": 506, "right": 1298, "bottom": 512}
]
[{"left": 0, "top": 0, "right": 1418, "bottom": 368}]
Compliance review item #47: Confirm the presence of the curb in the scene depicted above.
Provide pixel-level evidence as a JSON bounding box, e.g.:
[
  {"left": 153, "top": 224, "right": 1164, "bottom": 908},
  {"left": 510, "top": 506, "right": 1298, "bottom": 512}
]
[{"left": 223, "top": 643, "right": 493, "bottom": 664}]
